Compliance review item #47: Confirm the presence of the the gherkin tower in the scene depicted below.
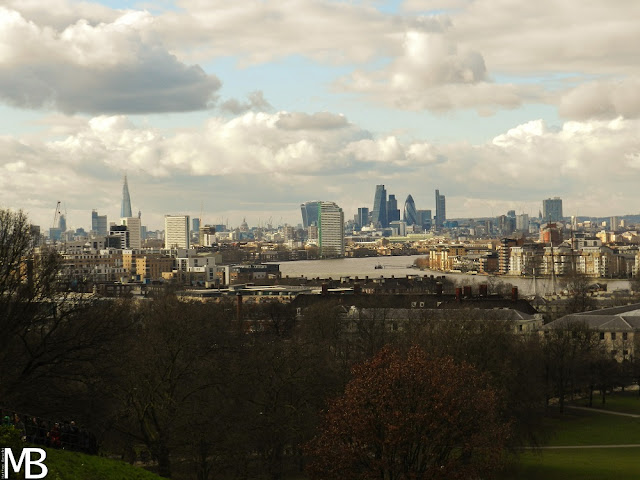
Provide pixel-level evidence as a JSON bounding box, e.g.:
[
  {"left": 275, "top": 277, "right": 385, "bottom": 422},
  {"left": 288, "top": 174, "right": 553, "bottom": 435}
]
[
  {"left": 121, "top": 175, "right": 132, "bottom": 218},
  {"left": 403, "top": 194, "right": 417, "bottom": 225}
]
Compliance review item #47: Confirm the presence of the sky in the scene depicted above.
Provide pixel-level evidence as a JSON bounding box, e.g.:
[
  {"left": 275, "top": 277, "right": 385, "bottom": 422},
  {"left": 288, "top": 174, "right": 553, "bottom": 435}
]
[{"left": 0, "top": 0, "right": 639, "bottom": 231}]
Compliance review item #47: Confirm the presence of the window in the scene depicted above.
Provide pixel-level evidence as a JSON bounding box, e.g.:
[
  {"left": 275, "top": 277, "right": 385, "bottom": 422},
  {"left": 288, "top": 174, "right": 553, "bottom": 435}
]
[
  {"left": 623, "top": 332, "right": 628, "bottom": 340},
  {"left": 611, "top": 332, "right": 617, "bottom": 340},
  {"left": 599, "top": 332, "right": 605, "bottom": 340},
  {"left": 624, "top": 350, "right": 629, "bottom": 356}
]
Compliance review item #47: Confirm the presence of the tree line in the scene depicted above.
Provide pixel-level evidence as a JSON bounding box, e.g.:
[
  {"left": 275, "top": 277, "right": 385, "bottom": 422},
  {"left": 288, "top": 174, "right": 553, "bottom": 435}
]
[{"left": 2, "top": 208, "right": 638, "bottom": 479}]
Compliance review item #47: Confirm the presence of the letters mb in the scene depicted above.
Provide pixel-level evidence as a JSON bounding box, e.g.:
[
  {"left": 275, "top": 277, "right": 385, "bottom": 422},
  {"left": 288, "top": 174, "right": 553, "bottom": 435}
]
[{"left": 2, "top": 448, "right": 48, "bottom": 479}]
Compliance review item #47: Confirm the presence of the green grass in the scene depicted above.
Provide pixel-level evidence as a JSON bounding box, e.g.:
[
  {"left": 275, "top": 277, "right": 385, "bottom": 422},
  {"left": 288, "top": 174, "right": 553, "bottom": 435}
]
[
  {"left": 571, "top": 389, "right": 640, "bottom": 415},
  {"left": 41, "top": 448, "right": 163, "bottom": 480},
  {"left": 543, "top": 408, "right": 640, "bottom": 445},
  {"left": 503, "top": 448, "right": 640, "bottom": 480}
]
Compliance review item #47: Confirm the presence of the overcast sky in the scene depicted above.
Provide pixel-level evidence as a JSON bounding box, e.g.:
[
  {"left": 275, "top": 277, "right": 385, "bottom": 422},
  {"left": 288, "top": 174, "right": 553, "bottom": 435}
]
[{"left": 1, "top": 0, "right": 639, "bottom": 231}]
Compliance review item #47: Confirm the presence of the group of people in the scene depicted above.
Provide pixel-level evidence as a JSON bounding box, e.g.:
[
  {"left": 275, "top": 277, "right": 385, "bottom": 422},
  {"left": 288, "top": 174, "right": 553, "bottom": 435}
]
[{"left": 1, "top": 410, "right": 98, "bottom": 454}]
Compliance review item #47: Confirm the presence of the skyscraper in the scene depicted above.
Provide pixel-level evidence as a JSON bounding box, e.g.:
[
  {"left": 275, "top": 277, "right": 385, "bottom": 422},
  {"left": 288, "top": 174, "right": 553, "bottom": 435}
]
[
  {"left": 192, "top": 218, "right": 201, "bottom": 233},
  {"left": 435, "top": 189, "right": 446, "bottom": 228},
  {"left": 357, "top": 207, "right": 369, "bottom": 229},
  {"left": 416, "top": 209, "right": 432, "bottom": 230},
  {"left": 371, "top": 185, "right": 388, "bottom": 228},
  {"left": 386, "top": 194, "right": 400, "bottom": 223},
  {"left": 542, "top": 197, "right": 563, "bottom": 222},
  {"left": 58, "top": 214, "right": 67, "bottom": 232},
  {"left": 165, "top": 215, "right": 190, "bottom": 249},
  {"left": 300, "top": 201, "right": 321, "bottom": 228},
  {"left": 403, "top": 195, "right": 417, "bottom": 225},
  {"left": 121, "top": 217, "right": 142, "bottom": 249},
  {"left": 91, "top": 210, "right": 108, "bottom": 236},
  {"left": 121, "top": 175, "right": 133, "bottom": 219},
  {"left": 318, "top": 201, "right": 344, "bottom": 258}
]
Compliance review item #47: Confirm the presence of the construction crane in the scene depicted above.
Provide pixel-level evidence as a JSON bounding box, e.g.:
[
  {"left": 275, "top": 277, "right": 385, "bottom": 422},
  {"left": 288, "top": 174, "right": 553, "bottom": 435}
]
[{"left": 52, "top": 201, "right": 61, "bottom": 229}]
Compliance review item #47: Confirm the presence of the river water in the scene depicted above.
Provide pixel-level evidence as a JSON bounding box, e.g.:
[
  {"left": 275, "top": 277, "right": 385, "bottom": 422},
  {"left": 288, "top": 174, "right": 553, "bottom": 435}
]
[{"left": 275, "top": 256, "right": 631, "bottom": 296}]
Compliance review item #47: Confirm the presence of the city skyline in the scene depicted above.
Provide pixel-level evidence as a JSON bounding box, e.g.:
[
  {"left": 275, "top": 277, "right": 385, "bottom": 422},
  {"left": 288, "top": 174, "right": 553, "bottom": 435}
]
[{"left": 0, "top": 1, "right": 639, "bottom": 230}]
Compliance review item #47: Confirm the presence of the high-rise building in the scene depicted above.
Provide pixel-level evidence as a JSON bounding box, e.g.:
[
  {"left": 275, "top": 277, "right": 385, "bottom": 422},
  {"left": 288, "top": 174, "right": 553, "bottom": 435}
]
[
  {"left": 542, "top": 197, "right": 563, "bottom": 222},
  {"left": 165, "top": 215, "right": 190, "bottom": 249},
  {"left": 403, "top": 195, "right": 417, "bottom": 225},
  {"left": 416, "top": 209, "right": 432, "bottom": 230},
  {"left": 386, "top": 194, "right": 400, "bottom": 223},
  {"left": 91, "top": 210, "right": 108, "bottom": 236},
  {"left": 107, "top": 224, "right": 129, "bottom": 249},
  {"left": 357, "top": 207, "right": 369, "bottom": 229},
  {"left": 516, "top": 214, "right": 530, "bottom": 232},
  {"left": 58, "top": 214, "right": 67, "bottom": 232},
  {"left": 121, "top": 175, "right": 133, "bottom": 218},
  {"left": 318, "top": 201, "right": 344, "bottom": 258},
  {"left": 121, "top": 217, "right": 142, "bottom": 249},
  {"left": 300, "top": 201, "right": 321, "bottom": 228},
  {"left": 192, "top": 218, "right": 201, "bottom": 233},
  {"left": 435, "top": 189, "right": 446, "bottom": 228},
  {"left": 371, "top": 185, "right": 388, "bottom": 228}
]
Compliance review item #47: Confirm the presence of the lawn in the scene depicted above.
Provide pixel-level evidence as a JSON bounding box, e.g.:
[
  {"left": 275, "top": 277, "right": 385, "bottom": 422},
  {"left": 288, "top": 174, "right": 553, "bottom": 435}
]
[
  {"left": 505, "top": 448, "right": 640, "bottom": 480},
  {"left": 571, "top": 389, "right": 640, "bottom": 415},
  {"left": 43, "top": 448, "right": 163, "bottom": 480},
  {"left": 543, "top": 408, "right": 640, "bottom": 445}
]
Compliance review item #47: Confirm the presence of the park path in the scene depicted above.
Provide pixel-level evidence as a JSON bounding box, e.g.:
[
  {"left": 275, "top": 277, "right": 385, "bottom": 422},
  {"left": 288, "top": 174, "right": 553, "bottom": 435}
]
[
  {"left": 566, "top": 405, "right": 640, "bottom": 418},
  {"left": 537, "top": 444, "right": 640, "bottom": 449}
]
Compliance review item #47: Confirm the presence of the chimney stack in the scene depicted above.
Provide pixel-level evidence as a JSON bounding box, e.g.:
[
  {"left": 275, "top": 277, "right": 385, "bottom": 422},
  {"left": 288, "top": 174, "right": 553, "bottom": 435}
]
[{"left": 512, "top": 286, "right": 519, "bottom": 302}]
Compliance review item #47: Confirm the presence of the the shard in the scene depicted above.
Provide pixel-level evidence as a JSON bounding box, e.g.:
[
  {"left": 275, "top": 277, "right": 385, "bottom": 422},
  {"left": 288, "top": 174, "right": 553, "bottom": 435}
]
[{"left": 121, "top": 175, "right": 133, "bottom": 218}]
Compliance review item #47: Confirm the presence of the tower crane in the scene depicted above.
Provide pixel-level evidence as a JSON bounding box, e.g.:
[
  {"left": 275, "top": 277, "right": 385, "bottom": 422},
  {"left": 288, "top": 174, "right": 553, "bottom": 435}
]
[{"left": 52, "top": 201, "right": 61, "bottom": 229}]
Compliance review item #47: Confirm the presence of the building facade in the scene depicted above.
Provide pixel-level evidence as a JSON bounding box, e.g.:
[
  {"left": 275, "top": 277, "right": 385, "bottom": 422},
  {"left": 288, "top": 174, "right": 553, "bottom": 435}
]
[
  {"left": 435, "top": 189, "right": 446, "bottom": 229},
  {"left": 165, "top": 215, "right": 190, "bottom": 249},
  {"left": 542, "top": 197, "right": 563, "bottom": 222},
  {"left": 318, "top": 201, "right": 344, "bottom": 258},
  {"left": 371, "top": 185, "right": 388, "bottom": 228}
]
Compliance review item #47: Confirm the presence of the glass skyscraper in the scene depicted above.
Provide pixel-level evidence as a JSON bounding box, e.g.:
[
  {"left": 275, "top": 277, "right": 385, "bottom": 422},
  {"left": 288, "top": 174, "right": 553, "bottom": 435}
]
[
  {"left": 435, "top": 189, "right": 446, "bottom": 228},
  {"left": 542, "top": 197, "right": 563, "bottom": 222},
  {"left": 371, "top": 185, "right": 388, "bottom": 228},
  {"left": 121, "top": 175, "right": 133, "bottom": 219},
  {"left": 301, "top": 201, "right": 321, "bottom": 229},
  {"left": 403, "top": 195, "right": 417, "bottom": 225}
]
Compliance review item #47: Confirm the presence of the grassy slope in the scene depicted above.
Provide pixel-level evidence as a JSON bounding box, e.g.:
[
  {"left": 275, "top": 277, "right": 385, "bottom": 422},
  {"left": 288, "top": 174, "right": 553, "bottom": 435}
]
[
  {"left": 503, "top": 392, "right": 640, "bottom": 480},
  {"left": 43, "top": 448, "right": 163, "bottom": 480}
]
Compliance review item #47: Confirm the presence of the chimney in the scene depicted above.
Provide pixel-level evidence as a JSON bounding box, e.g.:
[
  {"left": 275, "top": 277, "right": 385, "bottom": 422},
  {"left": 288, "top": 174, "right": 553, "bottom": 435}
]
[
  {"left": 321, "top": 283, "right": 328, "bottom": 296},
  {"left": 435, "top": 282, "right": 443, "bottom": 297},
  {"left": 354, "top": 283, "right": 361, "bottom": 295},
  {"left": 463, "top": 286, "right": 472, "bottom": 298},
  {"left": 512, "top": 286, "right": 519, "bottom": 302},
  {"left": 455, "top": 287, "right": 462, "bottom": 302},
  {"left": 479, "top": 284, "right": 488, "bottom": 297},
  {"left": 236, "top": 293, "right": 243, "bottom": 321}
]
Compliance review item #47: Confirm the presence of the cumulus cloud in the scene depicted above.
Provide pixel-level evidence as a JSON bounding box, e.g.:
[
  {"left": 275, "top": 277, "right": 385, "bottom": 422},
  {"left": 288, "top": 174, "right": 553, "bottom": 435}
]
[
  {"left": 220, "top": 91, "right": 273, "bottom": 114},
  {"left": 559, "top": 78, "right": 640, "bottom": 120},
  {"left": 275, "top": 112, "right": 348, "bottom": 130},
  {"left": 336, "top": 29, "right": 538, "bottom": 112},
  {"left": 2, "top": 110, "right": 639, "bottom": 229},
  {"left": 0, "top": 7, "right": 221, "bottom": 114}
]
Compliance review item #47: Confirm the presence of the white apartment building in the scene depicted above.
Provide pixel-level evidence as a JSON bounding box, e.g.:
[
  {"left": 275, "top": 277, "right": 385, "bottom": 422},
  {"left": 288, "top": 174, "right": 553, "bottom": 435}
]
[
  {"left": 165, "top": 215, "right": 190, "bottom": 249},
  {"left": 318, "top": 201, "right": 344, "bottom": 258}
]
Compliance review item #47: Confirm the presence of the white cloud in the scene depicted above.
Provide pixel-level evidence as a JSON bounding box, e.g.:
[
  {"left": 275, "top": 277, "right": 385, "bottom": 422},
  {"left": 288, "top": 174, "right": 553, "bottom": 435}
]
[
  {"left": 2, "top": 111, "right": 639, "bottom": 229},
  {"left": 0, "top": 6, "right": 221, "bottom": 114},
  {"left": 559, "top": 78, "right": 640, "bottom": 120}
]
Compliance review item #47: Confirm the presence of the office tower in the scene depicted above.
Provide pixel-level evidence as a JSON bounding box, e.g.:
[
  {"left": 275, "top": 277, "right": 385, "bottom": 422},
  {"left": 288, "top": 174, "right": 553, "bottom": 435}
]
[
  {"left": 300, "top": 201, "right": 321, "bottom": 228},
  {"left": 542, "top": 197, "right": 563, "bottom": 222},
  {"left": 435, "top": 189, "right": 446, "bottom": 228},
  {"left": 507, "top": 210, "right": 516, "bottom": 218},
  {"left": 371, "top": 185, "right": 388, "bottom": 228},
  {"left": 165, "top": 215, "right": 190, "bottom": 249},
  {"left": 108, "top": 224, "right": 129, "bottom": 249},
  {"left": 357, "top": 207, "right": 369, "bottom": 229},
  {"left": 121, "top": 217, "right": 142, "bottom": 249},
  {"left": 610, "top": 216, "right": 618, "bottom": 230},
  {"left": 318, "top": 201, "right": 344, "bottom": 258},
  {"left": 403, "top": 195, "right": 417, "bottom": 225},
  {"left": 386, "top": 194, "right": 400, "bottom": 223},
  {"left": 121, "top": 175, "right": 133, "bottom": 218},
  {"left": 416, "top": 209, "right": 432, "bottom": 230},
  {"left": 516, "top": 214, "right": 530, "bottom": 232},
  {"left": 58, "top": 214, "right": 67, "bottom": 232},
  {"left": 192, "top": 218, "right": 201, "bottom": 233},
  {"left": 91, "top": 210, "right": 108, "bottom": 236}
]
